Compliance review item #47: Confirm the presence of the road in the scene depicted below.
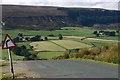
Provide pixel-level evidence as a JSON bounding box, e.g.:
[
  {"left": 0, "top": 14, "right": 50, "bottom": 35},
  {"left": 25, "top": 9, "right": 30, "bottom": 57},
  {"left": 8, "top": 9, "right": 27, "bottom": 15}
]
[{"left": 24, "top": 60, "right": 118, "bottom": 78}]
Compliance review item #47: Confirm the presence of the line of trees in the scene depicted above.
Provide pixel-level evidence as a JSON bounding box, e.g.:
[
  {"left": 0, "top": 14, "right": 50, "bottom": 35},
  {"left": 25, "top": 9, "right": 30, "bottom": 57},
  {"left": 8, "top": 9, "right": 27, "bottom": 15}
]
[
  {"left": 13, "top": 33, "right": 63, "bottom": 42},
  {"left": 93, "top": 30, "right": 119, "bottom": 37}
]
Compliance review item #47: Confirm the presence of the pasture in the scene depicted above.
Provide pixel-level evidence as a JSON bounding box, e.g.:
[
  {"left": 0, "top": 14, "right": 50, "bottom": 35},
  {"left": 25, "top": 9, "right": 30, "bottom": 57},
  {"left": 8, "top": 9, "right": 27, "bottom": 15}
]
[
  {"left": 2, "top": 28, "right": 118, "bottom": 41},
  {"left": 2, "top": 49, "right": 24, "bottom": 60},
  {"left": 30, "top": 41, "right": 66, "bottom": 52},
  {"left": 30, "top": 40, "right": 91, "bottom": 51},
  {"left": 51, "top": 40, "right": 91, "bottom": 49},
  {"left": 30, "top": 40, "right": 91, "bottom": 59},
  {"left": 2, "top": 27, "right": 95, "bottom": 39},
  {"left": 2, "top": 27, "right": 118, "bottom": 60},
  {"left": 37, "top": 51, "right": 65, "bottom": 59}
]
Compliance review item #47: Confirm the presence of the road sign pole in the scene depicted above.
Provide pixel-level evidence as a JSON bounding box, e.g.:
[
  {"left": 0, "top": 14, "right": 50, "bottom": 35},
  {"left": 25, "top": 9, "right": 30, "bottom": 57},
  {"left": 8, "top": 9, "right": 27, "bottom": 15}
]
[
  {"left": 2, "top": 34, "right": 17, "bottom": 79},
  {"left": 6, "top": 39, "right": 15, "bottom": 79},
  {"left": 8, "top": 48, "right": 15, "bottom": 79}
]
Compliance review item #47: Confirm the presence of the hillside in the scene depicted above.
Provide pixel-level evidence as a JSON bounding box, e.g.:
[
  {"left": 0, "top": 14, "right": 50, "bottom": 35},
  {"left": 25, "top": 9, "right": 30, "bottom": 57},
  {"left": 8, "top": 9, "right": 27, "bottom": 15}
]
[{"left": 2, "top": 5, "right": 120, "bottom": 30}]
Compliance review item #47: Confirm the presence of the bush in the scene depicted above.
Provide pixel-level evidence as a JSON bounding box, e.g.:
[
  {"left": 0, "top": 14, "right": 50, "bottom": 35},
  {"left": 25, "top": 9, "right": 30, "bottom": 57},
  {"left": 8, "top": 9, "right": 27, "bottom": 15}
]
[
  {"left": 80, "top": 49, "right": 90, "bottom": 55},
  {"left": 63, "top": 53, "right": 69, "bottom": 59},
  {"left": 12, "top": 47, "right": 21, "bottom": 56},
  {"left": 20, "top": 49, "right": 31, "bottom": 56},
  {"left": 29, "top": 46, "right": 33, "bottom": 50},
  {"left": 89, "top": 47, "right": 101, "bottom": 55},
  {"left": 75, "top": 53, "right": 84, "bottom": 58},
  {"left": 69, "top": 54, "right": 75, "bottom": 58},
  {"left": 23, "top": 54, "right": 38, "bottom": 60},
  {"left": 29, "top": 54, "right": 37, "bottom": 60},
  {"left": 58, "top": 34, "right": 63, "bottom": 40},
  {"left": 23, "top": 56, "right": 31, "bottom": 60},
  {"left": 44, "top": 37, "right": 48, "bottom": 41},
  {"left": 12, "top": 45, "right": 38, "bottom": 60},
  {"left": 52, "top": 43, "right": 119, "bottom": 64},
  {"left": 13, "top": 37, "right": 19, "bottom": 42},
  {"left": 21, "top": 45, "right": 27, "bottom": 50}
]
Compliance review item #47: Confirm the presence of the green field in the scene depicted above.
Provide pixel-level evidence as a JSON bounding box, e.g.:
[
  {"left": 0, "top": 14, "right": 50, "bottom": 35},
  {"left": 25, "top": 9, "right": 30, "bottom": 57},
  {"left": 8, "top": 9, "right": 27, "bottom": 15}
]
[
  {"left": 30, "top": 41, "right": 66, "bottom": 51},
  {"left": 64, "top": 38, "right": 117, "bottom": 47},
  {"left": 38, "top": 51, "right": 65, "bottom": 59},
  {"left": 2, "top": 28, "right": 118, "bottom": 40},
  {"left": 30, "top": 40, "right": 91, "bottom": 51},
  {"left": 2, "top": 28, "right": 95, "bottom": 41},
  {"left": 1, "top": 42, "right": 30, "bottom": 60},
  {"left": 16, "top": 42, "right": 31, "bottom": 49},
  {"left": 30, "top": 40, "right": 91, "bottom": 59},
  {"left": 2, "top": 49, "right": 24, "bottom": 60},
  {"left": 51, "top": 40, "right": 91, "bottom": 49},
  {"left": 2, "top": 27, "right": 118, "bottom": 60}
]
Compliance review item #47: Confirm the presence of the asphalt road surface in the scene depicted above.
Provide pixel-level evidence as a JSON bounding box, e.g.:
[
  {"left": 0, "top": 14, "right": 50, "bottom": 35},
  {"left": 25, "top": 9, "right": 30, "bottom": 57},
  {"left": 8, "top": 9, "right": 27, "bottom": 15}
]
[{"left": 24, "top": 60, "right": 118, "bottom": 78}]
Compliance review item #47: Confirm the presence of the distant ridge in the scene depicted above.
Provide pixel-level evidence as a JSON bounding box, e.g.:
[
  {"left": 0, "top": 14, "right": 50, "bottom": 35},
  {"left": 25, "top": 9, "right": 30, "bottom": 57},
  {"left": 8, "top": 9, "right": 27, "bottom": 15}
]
[{"left": 2, "top": 5, "right": 120, "bottom": 30}]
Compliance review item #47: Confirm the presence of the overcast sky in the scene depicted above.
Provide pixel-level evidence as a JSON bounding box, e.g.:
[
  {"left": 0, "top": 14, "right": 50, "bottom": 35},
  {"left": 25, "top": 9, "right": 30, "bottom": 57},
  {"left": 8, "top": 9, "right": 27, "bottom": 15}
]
[{"left": 1, "top": 0, "right": 120, "bottom": 10}]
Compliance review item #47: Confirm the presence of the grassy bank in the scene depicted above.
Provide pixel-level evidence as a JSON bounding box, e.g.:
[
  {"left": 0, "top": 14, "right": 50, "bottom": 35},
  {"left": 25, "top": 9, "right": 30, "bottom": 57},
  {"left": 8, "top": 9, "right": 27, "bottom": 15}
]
[{"left": 53, "top": 43, "right": 119, "bottom": 64}]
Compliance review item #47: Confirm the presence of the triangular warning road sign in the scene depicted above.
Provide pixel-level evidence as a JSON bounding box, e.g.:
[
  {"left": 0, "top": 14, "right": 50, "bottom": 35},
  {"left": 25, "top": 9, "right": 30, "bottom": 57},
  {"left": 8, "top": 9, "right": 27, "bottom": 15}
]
[{"left": 2, "top": 34, "right": 16, "bottom": 49}]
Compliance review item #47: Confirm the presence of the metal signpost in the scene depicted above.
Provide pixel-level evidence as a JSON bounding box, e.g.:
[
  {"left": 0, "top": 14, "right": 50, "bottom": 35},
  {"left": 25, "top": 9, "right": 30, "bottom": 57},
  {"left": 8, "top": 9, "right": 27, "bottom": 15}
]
[{"left": 2, "top": 34, "right": 17, "bottom": 79}]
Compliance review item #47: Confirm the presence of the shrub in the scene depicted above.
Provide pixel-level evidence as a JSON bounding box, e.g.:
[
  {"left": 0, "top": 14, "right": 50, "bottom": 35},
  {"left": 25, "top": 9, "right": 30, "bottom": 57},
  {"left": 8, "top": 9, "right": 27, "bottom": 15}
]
[
  {"left": 58, "top": 34, "right": 63, "bottom": 40},
  {"left": 63, "top": 53, "right": 69, "bottom": 59},
  {"left": 23, "top": 54, "right": 38, "bottom": 60},
  {"left": 29, "top": 46, "right": 33, "bottom": 50},
  {"left": 12, "top": 47, "right": 21, "bottom": 56},
  {"left": 21, "top": 45, "right": 27, "bottom": 50},
  {"left": 29, "top": 54, "right": 37, "bottom": 60},
  {"left": 69, "top": 54, "right": 75, "bottom": 58},
  {"left": 89, "top": 47, "right": 101, "bottom": 55},
  {"left": 20, "top": 49, "right": 31, "bottom": 56},
  {"left": 23, "top": 56, "right": 31, "bottom": 60},
  {"left": 44, "top": 37, "right": 48, "bottom": 41},
  {"left": 80, "top": 49, "right": 90, "bottom": 55},
  {"left": 75, "top": 53, "right": 84, "bottom": 58},
  {"left": 13, "top": 37, "right": 19, "bottom": 42}
]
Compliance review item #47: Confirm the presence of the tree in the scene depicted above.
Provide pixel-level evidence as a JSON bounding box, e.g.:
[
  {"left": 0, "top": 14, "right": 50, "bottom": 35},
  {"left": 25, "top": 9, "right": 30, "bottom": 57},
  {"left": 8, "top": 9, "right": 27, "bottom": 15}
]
[
  {"left": 25, "top": 37, "right": 30, "bottom": 41},
  {"left": 93, "top": 31, "right": 98, "bottom": 35},
  {"left": 18, "top": 33, "right": 23, "bottom": 37},
  {"left": 44, "top": 37, "right": 48, "bottom": 41},
  {"left": 30, "top": 35, "right": 41, "bottom": 41},
  {"left": 116, "top": 30, "right": 119, "bottom": 34},
  {"left": 13, "top": 37, "right": 19, "bottom": 42},
  {"left": 21, "top": 45, "right": 27, "bottom": 50},
  {"left": 58, "top": 34, "right": 63, "bottom": 40},
  {"left": 29, "top": 54, "right": 37, "bottom": 60},
  {"left": 96, "top": 33, "right": 100, "bottom": 37},
  {"left": 20, "top": 49, "right": 31, "bottom": 56},
  {"left": 109, "top": 31, "right": 116, "bottom": 36},
  {"left": 29, "top": 46, "right": 33, "bottom": 50},
  {"left": 12, "top": 47, "right": 21, "bottom": 56},
  {"left": 93, "top": 31, "right": 99, "bottom": 37}
]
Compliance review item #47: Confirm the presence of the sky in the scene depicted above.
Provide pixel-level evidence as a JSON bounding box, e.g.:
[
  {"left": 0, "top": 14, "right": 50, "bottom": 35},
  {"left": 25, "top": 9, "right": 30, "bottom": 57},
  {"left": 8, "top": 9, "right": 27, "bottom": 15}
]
[{"left": 1, "top": 0, "right": 120, "bottom": 10}]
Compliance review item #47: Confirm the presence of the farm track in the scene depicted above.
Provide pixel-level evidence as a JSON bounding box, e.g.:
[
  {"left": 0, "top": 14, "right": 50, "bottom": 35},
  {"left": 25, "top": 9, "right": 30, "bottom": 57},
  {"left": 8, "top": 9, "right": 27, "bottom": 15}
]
[{"left": 64, "top": 36, "right": 118, "bottom": 42}]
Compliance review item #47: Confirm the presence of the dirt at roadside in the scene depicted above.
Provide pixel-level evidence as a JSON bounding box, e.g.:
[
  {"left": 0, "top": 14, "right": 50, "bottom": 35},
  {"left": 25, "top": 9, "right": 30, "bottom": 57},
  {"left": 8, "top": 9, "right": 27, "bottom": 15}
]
[{"left": 2, "top": 61, "right": 41, "bottom": 78}]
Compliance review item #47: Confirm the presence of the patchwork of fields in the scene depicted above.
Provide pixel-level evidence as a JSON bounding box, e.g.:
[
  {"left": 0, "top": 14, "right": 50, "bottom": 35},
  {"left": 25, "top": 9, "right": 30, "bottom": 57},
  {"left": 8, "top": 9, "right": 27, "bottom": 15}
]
[
  {"left": 30, "top": 40, "right": 91, "bottom": 51},
  {"left": 1, "top": 28, "right": 118, "bottom": 60},
  {"left": 30, "top": 40, "right": 91, "bottom": 59}
]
